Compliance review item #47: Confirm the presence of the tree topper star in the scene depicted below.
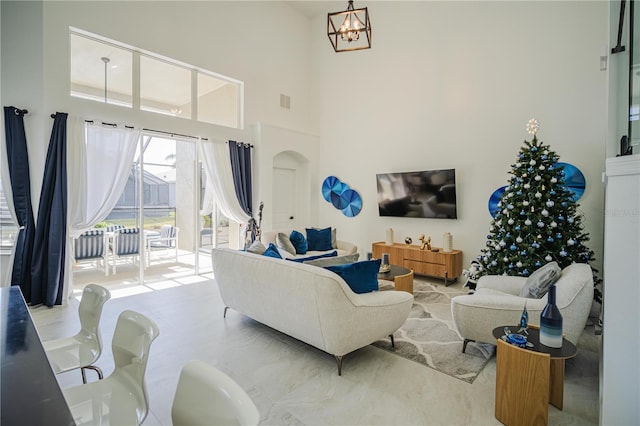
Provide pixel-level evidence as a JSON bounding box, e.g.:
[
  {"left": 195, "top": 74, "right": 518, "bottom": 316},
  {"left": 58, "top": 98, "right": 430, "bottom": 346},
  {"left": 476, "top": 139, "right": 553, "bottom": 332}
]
[{"left": 526, "top": 118, "right": 539, "bottom": 135}]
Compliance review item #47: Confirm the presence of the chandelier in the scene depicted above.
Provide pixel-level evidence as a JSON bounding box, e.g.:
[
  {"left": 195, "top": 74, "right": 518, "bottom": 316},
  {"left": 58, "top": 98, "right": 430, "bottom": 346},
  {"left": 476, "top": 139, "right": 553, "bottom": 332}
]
[{"left": 327, "top": 0, "right": 372, "bottom": 52}]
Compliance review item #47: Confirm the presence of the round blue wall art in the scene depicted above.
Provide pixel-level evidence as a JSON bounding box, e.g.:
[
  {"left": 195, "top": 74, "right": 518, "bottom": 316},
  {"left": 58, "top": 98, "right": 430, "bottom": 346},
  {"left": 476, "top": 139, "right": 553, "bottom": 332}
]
[
  {"left": 488, "top": 186, "right": 507, "bottom": 217},
  {"left": 554, "top": 162, "right": 586, "bottom": 202},
  {"left": 487, "top": 162, "right": 586, "bottom": 216},
  {"left": 322, "top": 176, "right": 362, "bottom": 217}
]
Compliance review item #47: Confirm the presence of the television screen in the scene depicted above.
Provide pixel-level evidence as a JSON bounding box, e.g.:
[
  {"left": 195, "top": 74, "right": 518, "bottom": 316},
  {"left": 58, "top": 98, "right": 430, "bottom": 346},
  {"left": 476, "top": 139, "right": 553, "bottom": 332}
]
[{"left": 376, "top": 169, "right": 457, "bottom": 219}]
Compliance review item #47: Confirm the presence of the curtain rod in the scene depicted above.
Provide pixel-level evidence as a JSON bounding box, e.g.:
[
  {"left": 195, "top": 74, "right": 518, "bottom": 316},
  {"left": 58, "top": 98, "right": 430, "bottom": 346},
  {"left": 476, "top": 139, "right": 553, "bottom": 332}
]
[
  {"left": 228, "top": 140, "right": 254, "bottom": 148},
  {"left": 14, "top": 108, "right": 28, "bottom": 115},
  {"left": 49, "top": 113, "right": 208, "bottom": 141}
]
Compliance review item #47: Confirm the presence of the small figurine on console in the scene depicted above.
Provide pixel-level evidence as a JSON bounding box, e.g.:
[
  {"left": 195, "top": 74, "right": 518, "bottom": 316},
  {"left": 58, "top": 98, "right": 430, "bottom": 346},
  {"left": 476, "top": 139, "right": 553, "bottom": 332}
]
[{"left": 418, "top": 234, "right": 427, "bottom": 250}]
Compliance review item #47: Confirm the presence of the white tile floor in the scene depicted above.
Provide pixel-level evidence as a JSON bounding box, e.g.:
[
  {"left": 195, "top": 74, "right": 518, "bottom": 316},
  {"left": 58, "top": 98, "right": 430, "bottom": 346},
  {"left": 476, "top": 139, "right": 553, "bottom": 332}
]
[{"left": 31, "top": 275, "right": 600, "bottom": 425}]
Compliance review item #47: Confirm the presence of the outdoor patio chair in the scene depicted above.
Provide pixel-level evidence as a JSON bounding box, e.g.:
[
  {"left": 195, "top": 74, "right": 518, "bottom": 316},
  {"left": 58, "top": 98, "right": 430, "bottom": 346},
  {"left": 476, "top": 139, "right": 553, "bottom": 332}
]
[
  {"left": 74, "top": 229, "right": 109, "bottom": 276},
  {"left": 105, "top": 224, "right": 125, "bottom": 232},
  {"left": 112, "top": 227, "right": 141, "bottom": 274},
  {"left": 146, "top": 225, "right": 179, "bottom": 265}
]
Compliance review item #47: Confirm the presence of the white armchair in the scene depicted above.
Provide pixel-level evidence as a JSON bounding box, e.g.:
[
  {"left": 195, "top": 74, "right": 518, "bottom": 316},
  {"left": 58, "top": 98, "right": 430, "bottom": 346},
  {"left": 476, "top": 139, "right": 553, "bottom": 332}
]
[{"left": 451, "top": 263, "right": 594, "bottom": 350}]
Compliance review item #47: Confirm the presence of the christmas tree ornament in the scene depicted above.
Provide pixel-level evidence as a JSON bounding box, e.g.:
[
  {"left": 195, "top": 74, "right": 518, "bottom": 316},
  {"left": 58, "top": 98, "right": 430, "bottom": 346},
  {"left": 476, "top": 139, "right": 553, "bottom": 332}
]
[
  {"left": 526, "top": 118, "right": 540, "bottom": 135},
  {"left": 535, "top": 175, "right": 542, "bottom": 181}
]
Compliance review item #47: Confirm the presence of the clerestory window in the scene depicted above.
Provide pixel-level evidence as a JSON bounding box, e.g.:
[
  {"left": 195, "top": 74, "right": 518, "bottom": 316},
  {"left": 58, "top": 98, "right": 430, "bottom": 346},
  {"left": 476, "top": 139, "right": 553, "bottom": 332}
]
[{"left": 70, "top": 29, "right": 243, "bottom": 129}]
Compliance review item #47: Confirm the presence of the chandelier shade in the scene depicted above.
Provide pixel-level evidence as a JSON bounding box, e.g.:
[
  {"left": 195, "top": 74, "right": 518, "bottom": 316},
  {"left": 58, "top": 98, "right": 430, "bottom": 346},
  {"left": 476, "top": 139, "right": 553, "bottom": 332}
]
[{"left": 327, "top": 1, "right": 372, "bottom": 52}]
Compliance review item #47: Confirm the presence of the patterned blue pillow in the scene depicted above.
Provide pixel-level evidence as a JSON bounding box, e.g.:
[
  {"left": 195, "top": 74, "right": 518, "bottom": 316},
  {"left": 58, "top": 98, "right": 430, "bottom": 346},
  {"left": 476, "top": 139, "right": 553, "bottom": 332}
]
[
  {"left": 263, "top": 243, "right": 282, "bottom": 259},
  {"left": 289, "top": 230, "right": 308, "bottom": 254},
  {"left": 287, "top": 251, "right": 337, "bottom": 263},
  {"left": 325, "top": 259, "right": 381, "bottom": 294},
  {"left": 306, "top": 227, "right": 332, "bottom": 251}
]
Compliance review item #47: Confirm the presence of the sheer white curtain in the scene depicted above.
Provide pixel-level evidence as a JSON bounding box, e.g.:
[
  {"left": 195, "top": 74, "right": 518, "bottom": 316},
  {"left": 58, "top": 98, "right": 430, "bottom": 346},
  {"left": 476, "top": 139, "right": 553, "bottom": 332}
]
[
  {"left": 63, "top": 118, "right": 140, "bottom": 301},
  {"left": 199, "top": 139, "right": 250, "bottom": 225}
]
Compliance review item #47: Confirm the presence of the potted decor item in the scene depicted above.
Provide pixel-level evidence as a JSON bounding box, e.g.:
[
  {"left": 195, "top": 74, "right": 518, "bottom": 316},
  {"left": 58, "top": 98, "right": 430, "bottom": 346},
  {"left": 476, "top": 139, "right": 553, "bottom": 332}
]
[{"left": 539, "top": 284, "right": 563, "bottom": 348}]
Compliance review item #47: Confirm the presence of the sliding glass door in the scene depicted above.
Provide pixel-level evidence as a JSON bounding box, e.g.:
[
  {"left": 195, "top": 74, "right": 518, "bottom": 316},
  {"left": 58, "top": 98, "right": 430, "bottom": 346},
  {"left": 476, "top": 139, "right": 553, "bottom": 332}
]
[{"left": 72, "top": 133, "right": 227, "bottom": 292}]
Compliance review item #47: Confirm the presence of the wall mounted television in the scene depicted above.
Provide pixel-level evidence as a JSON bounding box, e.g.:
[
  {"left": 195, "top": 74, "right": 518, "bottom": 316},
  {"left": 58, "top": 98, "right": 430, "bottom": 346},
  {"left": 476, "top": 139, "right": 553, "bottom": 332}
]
[{"left": 376, "top": 169, "right": 457, "bottom": 219}]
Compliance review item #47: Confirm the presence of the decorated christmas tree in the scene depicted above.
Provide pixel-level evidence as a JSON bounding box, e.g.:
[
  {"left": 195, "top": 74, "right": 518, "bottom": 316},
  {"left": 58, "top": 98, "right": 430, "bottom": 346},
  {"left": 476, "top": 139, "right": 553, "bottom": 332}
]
[{"left": 477, "top": 119, "right": 594, "bottom": 278}]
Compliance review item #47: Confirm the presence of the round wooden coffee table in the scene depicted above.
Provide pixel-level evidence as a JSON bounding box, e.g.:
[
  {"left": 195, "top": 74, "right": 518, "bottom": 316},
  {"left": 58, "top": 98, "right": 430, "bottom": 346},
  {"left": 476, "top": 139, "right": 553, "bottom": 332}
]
[{"left": 378, "top": 265, "right": 414, "bottom": 293}]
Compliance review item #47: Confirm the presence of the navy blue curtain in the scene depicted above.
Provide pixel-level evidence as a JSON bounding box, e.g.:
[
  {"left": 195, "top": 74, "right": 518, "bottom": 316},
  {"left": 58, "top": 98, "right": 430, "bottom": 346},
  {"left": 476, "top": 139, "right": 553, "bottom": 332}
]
[
  {"left": 229, "top": 140, "right": 255, "bottom": 243},
  {"left": 3, "top": 106, "right": 36, "bottom": 300},
  {"left": 229, "top": 141, "right": 253, "bottom": 216},
  {"left": 31, "top": 113, "right": 68, "bottom": 306}
]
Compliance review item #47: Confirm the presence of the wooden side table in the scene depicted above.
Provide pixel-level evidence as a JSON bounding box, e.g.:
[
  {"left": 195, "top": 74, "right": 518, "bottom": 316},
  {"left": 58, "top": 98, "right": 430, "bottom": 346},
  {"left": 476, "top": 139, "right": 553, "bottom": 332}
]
[
  {"left": 378, "top": 264, "right": 414, "bottom": 293},
  {"left": 492, "top": 326, "right": 577, "bottom": 426}
]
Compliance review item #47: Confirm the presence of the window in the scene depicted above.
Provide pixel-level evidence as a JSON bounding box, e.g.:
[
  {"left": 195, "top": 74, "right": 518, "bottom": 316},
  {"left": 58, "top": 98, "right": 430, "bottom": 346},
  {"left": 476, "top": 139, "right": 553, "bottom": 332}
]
[
  {"left": 70, "top": 33, "right": 133, "bottom": 107},
  {"left": 198, "top": 73, "right": 239, "bottom": 128},
  {"left": 0, "top": 185, "right": 18, "bottom": 251},
  {"left": 141, "top": 56, "right": 191, "bottom": 118},
  {"left": 69, "top": 28, "right": 243, "bottom": 129}
]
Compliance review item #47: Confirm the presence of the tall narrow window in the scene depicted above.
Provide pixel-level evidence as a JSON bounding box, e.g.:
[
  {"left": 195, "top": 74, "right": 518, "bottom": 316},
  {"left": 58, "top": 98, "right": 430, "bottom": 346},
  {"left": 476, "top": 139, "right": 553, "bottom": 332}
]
[
  {"left": 70, "top": 33, "right": 133, "bottom": 107},
  {"left": 140, "top": 56, "right": 191, "bottom": 118}
]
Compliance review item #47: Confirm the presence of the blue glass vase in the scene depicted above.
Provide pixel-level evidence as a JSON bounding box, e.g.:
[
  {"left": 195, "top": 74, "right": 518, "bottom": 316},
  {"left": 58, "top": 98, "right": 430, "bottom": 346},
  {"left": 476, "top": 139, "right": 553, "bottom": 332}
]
[{"left": 540, "top": 284, "right": 563, "bottom": 348}]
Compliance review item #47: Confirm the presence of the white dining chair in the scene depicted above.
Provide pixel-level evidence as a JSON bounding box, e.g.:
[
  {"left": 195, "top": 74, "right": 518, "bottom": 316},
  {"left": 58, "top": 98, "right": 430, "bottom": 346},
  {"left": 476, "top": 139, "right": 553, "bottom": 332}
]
[
  {"left": 63, "top": 310, "right": 160, "bottom": 426},
  {"left": 171, "top": 360, "right": 259, "bottom": 426},
  {"left": 43, "top": 284, "right": 111, "bottom": 383}
]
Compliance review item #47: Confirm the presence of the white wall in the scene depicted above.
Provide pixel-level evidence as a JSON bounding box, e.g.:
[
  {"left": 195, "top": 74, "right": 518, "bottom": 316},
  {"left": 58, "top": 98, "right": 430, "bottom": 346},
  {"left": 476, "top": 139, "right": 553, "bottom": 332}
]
[
  {"left": 1, "top": 1, "right": 609, "bottom": 270},
  {"left": 1, "top": 1, "right": 316, "bottom": 214},
  {"left": 312, "top": 1, "right": 608, "bottom": 269}
]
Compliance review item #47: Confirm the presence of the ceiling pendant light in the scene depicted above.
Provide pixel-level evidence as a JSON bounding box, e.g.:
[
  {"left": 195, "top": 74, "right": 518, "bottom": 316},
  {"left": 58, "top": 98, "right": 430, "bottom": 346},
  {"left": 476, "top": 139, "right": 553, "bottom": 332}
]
[{"left": 327, "top": 0, "right": 372, "bottom": 52}]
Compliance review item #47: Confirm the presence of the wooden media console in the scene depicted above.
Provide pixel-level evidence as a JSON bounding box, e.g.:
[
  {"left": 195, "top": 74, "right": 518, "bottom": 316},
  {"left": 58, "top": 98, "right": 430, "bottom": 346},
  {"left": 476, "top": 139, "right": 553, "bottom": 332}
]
[{"left": 372, "top": 242, "right": 463, "bottom": 286}]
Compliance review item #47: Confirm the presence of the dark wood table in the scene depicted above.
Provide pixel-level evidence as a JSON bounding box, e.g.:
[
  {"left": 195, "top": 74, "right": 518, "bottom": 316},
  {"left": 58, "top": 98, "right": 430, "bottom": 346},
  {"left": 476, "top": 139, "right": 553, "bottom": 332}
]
[
  {"left": 492, "top": 325, "right": 577, "bottom": 425},
  {"left": 1, "top": 286, "right": 76, "bottom": 425},
  {"left": 378, "top": 264, "right": 414, "bottom": 293}
]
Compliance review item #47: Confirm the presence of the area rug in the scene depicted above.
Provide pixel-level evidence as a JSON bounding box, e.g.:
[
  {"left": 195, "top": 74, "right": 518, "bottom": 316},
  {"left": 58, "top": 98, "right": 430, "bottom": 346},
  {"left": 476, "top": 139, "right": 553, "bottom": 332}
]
[{"left": 372, "top": 279, "right": 495, "bottom": 384}]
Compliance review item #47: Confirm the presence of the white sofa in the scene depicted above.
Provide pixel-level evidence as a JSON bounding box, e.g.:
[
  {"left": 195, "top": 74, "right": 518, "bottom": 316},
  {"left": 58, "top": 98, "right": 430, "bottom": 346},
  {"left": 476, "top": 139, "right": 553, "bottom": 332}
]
[
  {"left": 261, "top": 228, "right": 357, "bottom": 259},
  {"left": 211, "top": 248, "right": 414, "bottom": 375},
  {"left": 451, "top": 263, "right": 594, "bottom": 349}
]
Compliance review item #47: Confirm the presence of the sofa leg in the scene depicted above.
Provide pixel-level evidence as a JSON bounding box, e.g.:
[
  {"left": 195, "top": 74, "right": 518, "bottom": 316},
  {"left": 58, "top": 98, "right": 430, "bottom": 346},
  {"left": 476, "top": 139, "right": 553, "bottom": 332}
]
[
  {"left": 223, "top": 306, "right": 229, "bottom": 318},
  {"left": 462, "top": 338, "right": 474, "bottom": 353},
  {"left": 389, "top": 334, "right": 395, "bottom": 348},
  {"left": 335, "top": 355, "right": 343, "bottom": 376}
]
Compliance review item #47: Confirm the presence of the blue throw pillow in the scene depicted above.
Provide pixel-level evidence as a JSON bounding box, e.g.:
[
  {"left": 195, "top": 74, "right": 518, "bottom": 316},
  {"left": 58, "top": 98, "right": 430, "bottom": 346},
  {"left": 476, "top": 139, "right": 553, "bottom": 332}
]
[
  {"left": 287, "top": 251, "right": 338, "bottom": 263},
  {"left": 289, "top": 230, "right": 308, "bottom": 254},
  {"left": 325, "top": 259, "right": 381, "bottom": 294},
  {"left": 263, "top": 243, "right": 282, "bottom": 259},
  {"left": 306, "top": 227, "right": 333, "bottom": 251}
]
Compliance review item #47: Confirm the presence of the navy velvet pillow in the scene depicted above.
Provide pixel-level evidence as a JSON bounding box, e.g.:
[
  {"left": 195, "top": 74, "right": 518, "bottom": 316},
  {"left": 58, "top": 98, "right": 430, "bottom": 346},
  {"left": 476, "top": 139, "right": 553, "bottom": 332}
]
[
  {"left": 325, "top": 259, "right": 381, "bottom": 294},
  {"left": 306, "top": 227, "right": 333, "bottom": 251},
  {"left": 289, "top": 230, "right": 308, "bottom": 254},
  {"left": 263, "top": 243, "right": 282, "bottom": 259},
  {"left": 287, "top": 251, "right": 338, "bottom": 263}
]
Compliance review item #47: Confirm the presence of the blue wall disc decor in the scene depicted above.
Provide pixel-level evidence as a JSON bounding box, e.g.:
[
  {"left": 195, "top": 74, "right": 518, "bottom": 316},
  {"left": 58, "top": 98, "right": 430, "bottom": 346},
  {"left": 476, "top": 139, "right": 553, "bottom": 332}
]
[
  {"left": 554, "top": 162, "right": 586, "bottom": 202},
  {"left": 488, "top": 186, "right": 507, "bottom": 217},
  {"left": 340, "top": 189, "right": 362, "bottom": 217},
  {"left": 322, "top": 176, "right": 341, "bottom": 203},
  {"left": 487, "top": 162, "right": 587, "bottom": 216},
  {"left": 322, "top": 176, "right": 362, "bottom": 217}
]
